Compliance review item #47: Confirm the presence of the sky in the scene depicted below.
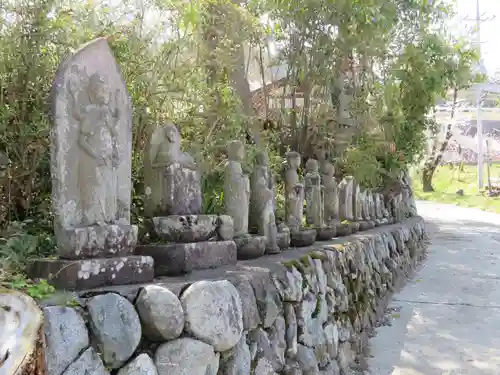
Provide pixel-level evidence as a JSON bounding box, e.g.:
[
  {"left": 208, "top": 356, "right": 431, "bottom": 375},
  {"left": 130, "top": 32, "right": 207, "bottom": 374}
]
[{"left": 452, "top": 0, "right": 500, "bottom": 76}]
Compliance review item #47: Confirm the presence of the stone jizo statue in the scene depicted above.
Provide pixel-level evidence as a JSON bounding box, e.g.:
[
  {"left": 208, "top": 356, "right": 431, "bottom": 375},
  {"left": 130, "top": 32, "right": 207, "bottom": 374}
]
[
  {"left": 316, "top": 151, "right": 339, "bottom": 225},
  {"left": 224, "top": 140, "right": 250, "bottom": 237},
  {"left": 304, "top": 158, "right": 323, "bottom": 228},
  {"left": 144, "top": 123, "right": 202, "bottom": 217},
  {"left": 284, "top": 151, "right": 304, "bottom": 232},
  {"left": 250, "top": 150, "right": 279, "bottom": 253}
]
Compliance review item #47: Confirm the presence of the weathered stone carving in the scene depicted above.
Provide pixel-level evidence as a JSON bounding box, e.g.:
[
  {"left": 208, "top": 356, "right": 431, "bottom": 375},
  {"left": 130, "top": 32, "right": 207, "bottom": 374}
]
[
  {"left": 137, "top": 128, "right": 237, "bottom": 275},
  {"left": 144, "top": 123, "right": 201, "bottom": 217},
  {"left": 338, "top": 176, "right": 354, "bottom": 222},
  {"left": 28, "top": 38, "right": 153, "bottom": 290},
  {"left": 316, "top": 152, "right": 339, "bottom": 225},
  {"left": 250, "top": 150, "right": 280, "bottom": 254},
  {"left": 69, "top": 69, "right": 121, "bottom": 226},
  {"left": 304, "top": 159, "right": 323, "bottom": 228},
  {"left": 284, "top": 152, "right": 304, "bottom": 232},
  {"left": 352, "top": 182, "right": 363, "bottom": 222},
  {"left": 224, "top": 140, "right": 250, "bottom": 237},
  {"left": 284, "top": 152, "right": 316, "bottom": 247},
  {"left": 222, "top": 141, "right": 267, "bottom": 258}
]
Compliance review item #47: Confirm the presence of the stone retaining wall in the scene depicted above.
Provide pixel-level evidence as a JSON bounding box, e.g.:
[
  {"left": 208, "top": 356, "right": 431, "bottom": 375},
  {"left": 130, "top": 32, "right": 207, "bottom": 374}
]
[{"left": 41, "top": 216, "right": 426, "bottom": 375}]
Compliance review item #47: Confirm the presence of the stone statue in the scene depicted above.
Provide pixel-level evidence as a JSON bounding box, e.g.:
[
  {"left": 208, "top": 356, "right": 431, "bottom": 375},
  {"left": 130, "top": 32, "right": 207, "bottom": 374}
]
[
  {"left": 224, "top": 140, "right": 250, "bottom": 237},
  {"left": 338, "top": 176, "right": 354, "bottom": 221},
  {"left": 304, "top": 158, "right": 323, "bottom": 228},
  {"left": 315, "top": 150, "right": 339, "bottom": 224},
  {"left": 250, "top": 151, "right": 279, "bottom": 253},
  {"left": 68, "top": 68, "right": 120, "bottom": 226},
  {"left": 30, "top": 38, "right": 154, "bottom": 290},
  {"left": 352, "top": 182, "right": 363, "bottom": 221},
  {"left": 284, "top": 151, "right": 304, "bottom": 232},
  {"left": 144, "top": 123, "right": 201, "bottom": 217}
]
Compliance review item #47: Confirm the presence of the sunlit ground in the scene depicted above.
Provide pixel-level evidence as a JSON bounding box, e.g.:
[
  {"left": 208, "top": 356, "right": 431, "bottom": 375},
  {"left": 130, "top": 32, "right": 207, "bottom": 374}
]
[{"left": 412, "top": 163, "right": 500, "bottom": 214}]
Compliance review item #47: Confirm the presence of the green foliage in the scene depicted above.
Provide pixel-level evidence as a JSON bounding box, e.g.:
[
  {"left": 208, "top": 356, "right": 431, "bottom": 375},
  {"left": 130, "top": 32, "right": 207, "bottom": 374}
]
[{"left": 0, "top": 0, "right": 478, "bottom": 289}]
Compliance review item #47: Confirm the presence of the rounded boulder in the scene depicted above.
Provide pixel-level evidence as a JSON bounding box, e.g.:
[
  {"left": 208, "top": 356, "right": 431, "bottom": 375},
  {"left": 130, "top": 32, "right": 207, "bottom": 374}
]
[
  {"left": 135, "top": 285, "right": 184, "bottom": 341},
  {"left": 180, "top": 280, "right": 243, "bottom": 351}
]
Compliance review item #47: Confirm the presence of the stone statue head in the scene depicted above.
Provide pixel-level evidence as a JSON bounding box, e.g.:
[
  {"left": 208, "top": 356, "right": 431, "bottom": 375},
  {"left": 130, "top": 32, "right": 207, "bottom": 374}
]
[
  {"left": 88, "top": 73, "right": 109, "bottom": 105},
  {"left": 315, "top": 149, "right": 328, "bottom": 162},
  {"left": 286, "top": 151, "right": 301, "bottom": 169},
  {"left": 255, "top": 150, "right": 269, "bottom": 166},
  {"left": 305, "top": 158, "right": 319, "bottom": 173},
  {"left": 163, "top": 123, "right": 181, "bottom": 146},
  {"left": 227, "top": 140, "right": 244, "bottom": 162},
  {"left": 323, "top": 162, "right": 335, "bottom": 177}
]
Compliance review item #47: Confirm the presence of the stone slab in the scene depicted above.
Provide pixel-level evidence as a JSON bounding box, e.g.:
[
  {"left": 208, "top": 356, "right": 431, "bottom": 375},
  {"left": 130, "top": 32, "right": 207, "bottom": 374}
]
[
  {"left": 135, "top": 241, "right": 237, "bottom": 276},
  {"left": 28, "top": 256, "right": 154, "bottom": 290},
  {"left": 336, "top": 223, "right": 352, "bottom": 237},
  {"left": 58, "top": 224, "right": 138, "bottom": 260},
  {"left": 235, "top": 235, "right": 267, "bottom": 260},
  {"left": 290, "top": 229, "right": 316, "bottom": 247},
  {"left": 358, "top": 221, "right": 376, "bottom": 231},
  {"left": 316, "top": 226, "right": 337, "bottom": 241},
  {"left": 151, "top": 215, "right": 233, "bottom": 242}
]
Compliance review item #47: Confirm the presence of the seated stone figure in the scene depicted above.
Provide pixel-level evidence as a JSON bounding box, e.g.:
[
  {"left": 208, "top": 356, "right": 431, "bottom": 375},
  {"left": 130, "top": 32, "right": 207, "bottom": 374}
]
[
  {"left": 137, "top": 123, "right": 237, "bottom": 276},
  {"left": 145, "top": 122, "right": 202, "bottom": 217}
]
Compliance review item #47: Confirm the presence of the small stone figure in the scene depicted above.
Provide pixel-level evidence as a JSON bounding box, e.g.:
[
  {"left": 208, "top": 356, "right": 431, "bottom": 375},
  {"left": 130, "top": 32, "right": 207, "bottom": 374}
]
[
  {"left": 352, "top": 182, "right": 363, "bottom": 222},
  {"left": 338, "top": 176, "right": 354, "bottom": 222},
  {"left": 224, "top": 140, "right": 250, "bottom": 237},
  {"left": 137, "top": 129, "right": 237, "bottom": 275},
  {"left": 283, "top": 152, "right": 316, "bottom": 247},
  {"left": 145, "top": 123, "right": 202, "bottom": 217},
  {"left": 315, "top": 150, "right": 339, "bottom": 225},
  {"left": 304, "top": 159, "right": 324, "bottom": 228},
  {"left": 250, "top": 151, "right": 280, "bottom": 254},
  {"left": 284, "top": 152, "right": 305, "bottom": 232}
]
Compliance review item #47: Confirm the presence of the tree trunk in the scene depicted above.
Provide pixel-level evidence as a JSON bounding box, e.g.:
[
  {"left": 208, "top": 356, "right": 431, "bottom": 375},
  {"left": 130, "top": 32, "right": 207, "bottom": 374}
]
[
  {"left": 421, "top": 87, "right": 458, "bottom": 192},
  {"left": 0, "top": 290, "right": 46, "bottom": 375}
]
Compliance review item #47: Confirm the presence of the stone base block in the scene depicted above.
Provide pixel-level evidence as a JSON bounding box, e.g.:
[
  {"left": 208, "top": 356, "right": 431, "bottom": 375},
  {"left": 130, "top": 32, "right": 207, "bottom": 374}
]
[
  {"left": 56, "top": 224, "right": 138, "bottom": 260},
  {"left": 235, "top": 235, "right": 267, "bottom": 260},
  {"left": 290, "top": 229, "right": 316, "bottom": 247},
  {"left": 316, "top": 226, "right": 337, "bottom": 241},
  {"left": 28, "top": 256, "right": 154, "bottom": 290},
  {"left": 277, "top": 231, "right": 290, "bottom": 250},
  {"left": 336, "top": 223, "right": 352, "bottom": 237},
  {"left": 358, "top": 221, "right": 376, "bottom": 231},
  {"left": 135, "top": 241, "right": 237, "bottom": 276},
  {"left": 151, "top": 215, "right": 233, "bottom": 242},
  {"left": 350, "top": 222, "right": 360, "bottom": 233}
]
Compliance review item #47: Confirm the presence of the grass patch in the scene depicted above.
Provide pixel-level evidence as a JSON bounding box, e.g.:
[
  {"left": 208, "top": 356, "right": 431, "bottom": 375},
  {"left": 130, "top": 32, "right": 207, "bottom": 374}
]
[
  {"left": 412, "top": 163, "right": 500, "bottom": 213},
  {"left": 0, "top": 221, "right": 56, "bottom": 299}
]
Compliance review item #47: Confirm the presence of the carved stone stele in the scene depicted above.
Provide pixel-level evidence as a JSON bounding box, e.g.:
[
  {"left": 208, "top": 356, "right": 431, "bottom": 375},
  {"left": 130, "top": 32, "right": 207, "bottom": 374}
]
[{"left": 28, "top": 38, "right": 153, "bottom": 290}]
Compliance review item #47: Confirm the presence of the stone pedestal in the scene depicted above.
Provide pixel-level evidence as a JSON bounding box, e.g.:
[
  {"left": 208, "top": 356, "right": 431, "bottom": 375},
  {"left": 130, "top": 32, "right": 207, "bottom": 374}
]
[
  {"left": 28, "top": 255, "right": 154, "bottom": 290},
  {"left": 290, "top": 229, "right": 316, "bottom": 247},
  {"left": 277, "top": 230, "right": 291, "bottom": 250},
  {"left": 234, "top": 234, "right": 267, "bottom": 260},
  {"left": 29, "top": 224, "right": 155, "bottom": 290},
  {"left": 138, "top": 214, "right": 237, "bottom": 275},
  {"left": 136, "top": 241, "right": 237, "bottom": 276},
  {"left": 316, "top": 226, "right": 337, "bottom": 241}
]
